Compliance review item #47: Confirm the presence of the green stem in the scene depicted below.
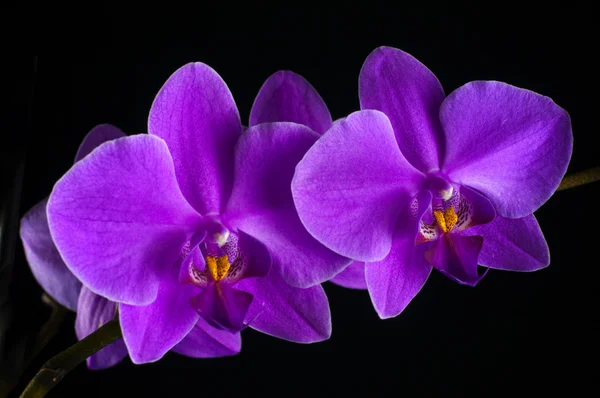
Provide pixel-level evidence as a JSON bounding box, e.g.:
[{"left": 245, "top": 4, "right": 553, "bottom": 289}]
[
  {"left": 19, "top": 318, "right": 122, "bottom": 398},
  {"left": 558, "top": 166, "right": 600, "bottom": 191}
]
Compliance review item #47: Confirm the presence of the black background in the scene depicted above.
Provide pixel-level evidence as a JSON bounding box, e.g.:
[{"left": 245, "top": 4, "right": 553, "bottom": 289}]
[{"left": 2, "top": 4, "right": 598, "bottom": 397}]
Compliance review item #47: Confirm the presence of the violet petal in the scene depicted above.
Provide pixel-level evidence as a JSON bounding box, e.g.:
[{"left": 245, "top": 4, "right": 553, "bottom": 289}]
[
  {"left": 190, "top": 283, "right": 253, "bottom": 333},
  {"left": 366, "top": 191, "right": 433, "bottom": 318},
  {"left": 172, "top": 315, "right": 241, "bottom": 358},
  {"left": 329, "top": 261, "right": 367, "bottom": 290},
  {"left": 75, "top": 287, "right": 127, "bottom": 369},
  {"left": 148, "top": 62, "right": 242, "bottom": 215},
  {"left": 441, "top": 81, "right": 572, "bottom": 218},
  {"left": 463, "top": 214, "right": 549, "bottom": 271},
  {"left": 47, "top": 135, "right": 202, "bottom": 305},
  {"left": 236, "top": 270, "right": 331, "bottom": 343},
  {"left": 20, "top": 198, "right": 81, "bottom": 311},
  {"left": 425, "top": 234, "right": 485, "bottom": 286},
  {"left": 120, "top": 276, "right": 199, "bottom": 364},
  {"left": 292, "top": 110, "right": 424, "bottom": 262},
  {"left": 74, "top": 124, "right": 125, "bottom": 162},
  {"left": 250, "top": 70, "right": 332, "bottom": 134},
  {"left": 359, "top": 46, "right": 446, "bottom": 172},
  {"left": 225, "top": 122, "right": 349, "bottom": 287}
]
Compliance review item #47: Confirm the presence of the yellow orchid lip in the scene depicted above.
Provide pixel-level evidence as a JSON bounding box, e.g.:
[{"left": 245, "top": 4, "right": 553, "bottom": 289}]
[
  {"left": 433, "top": 207, "right": 458, "bottom": 233},
  {"left": 206, "top": 255, "right": 231, "bottom": 282}
]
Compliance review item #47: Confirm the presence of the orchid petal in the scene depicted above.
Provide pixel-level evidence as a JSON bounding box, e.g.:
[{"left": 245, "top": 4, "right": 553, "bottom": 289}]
[
  {"left": 47, "top": 135, "right": 202, "bottom": 305},
  {"left": 329, "top": 261, "right": 367, "bottom": 290},
  {"left": 453, "top": 185, "right": 496, "bottom": 230},
  {"left": 425, "top": 234, "right": 485, "bottom": 286},
  {"left": 230, "top": 231, "right": 272, "bottom": 281},
  {"left": 120, "top": 276, "right": 199, "bottom": 364},
  {"left": 148, "top": 62, "right": 242, "bottom": 215},
  {"left": 366, "top": 191, "right": 433, "bottom": 318},
  {"left": 20, "top": 199, "right": 81, "bottom": 311},
  {"left": 190, "top": 283, "right": 253, "bottom": 333},
  {"left": 236, "top": 270, "right": 331, "bottom": 343},
  {"left": 441, "top": 81, "right": 572, "bottom": 218},
  {"left": 75, "top": 124, "right": 125, "bottom": 162},
  {"left": 359, "top": 46, "right": 446, "bottom": 172},
  {"left": 226, "top": 122, "right": 349, "bottom": 287},
  {"left": 463, "top": 214, "right": 549, "bottom": 271},
  {"left": 172, "top": 316, "right": 241, "bottom": 358},
  {"left": 75, "top": 287, "right": 127, "bottom": 369},
  {"left": 292, "top": 110, "right": 424, "bottom": 262},
  {"left": 250, "top": 71, "right": 332, "bottom": 134}
]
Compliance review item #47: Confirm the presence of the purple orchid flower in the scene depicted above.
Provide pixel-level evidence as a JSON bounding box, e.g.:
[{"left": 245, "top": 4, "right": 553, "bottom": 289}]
[
  {"left": 21, "top": 125, "right": 130, "bottom": 369},
  {"left": 22, "top": 124, "right": 244, "bottom": 367},
  {"left": 46, "top": 63, "right": 349, "bottom": 364},
  {"left": 292, "top": 46, "right": 572, "bottom": 318},
  {"left": 251, "top": 70, "right": 367, "bottom": 289}
]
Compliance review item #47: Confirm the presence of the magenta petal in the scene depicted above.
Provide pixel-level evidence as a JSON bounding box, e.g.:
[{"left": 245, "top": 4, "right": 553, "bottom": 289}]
[
  {"left": 179, "top": 244, "right": 206, "bottom": 285},
  {"left": 250, "top": 71, "right": 332, "bottom": 134},
  {"left": 20, "top": 198, "right": 81, "bottom": 311},
  {"left": 457, "top": 185, "right": 496, "bottom": 229},
  {"left": 366, "top": 191, "right": 433, "bottom": 318},
  {"left": 47, "top": 135, "right": 202, "bottom": 306},
  {"left": 225, "top": 122, "right": 349, "bottom": 288},
  {"left": 148, "top": 63, "right": 242, "bottom": 215},
  {"left": 463, "top": 215, "right": 549, "bottom": 271},
  {"left": 441, "top": 81, "right": 572, "bottom": 218},
  {"left": 172, "top": 316, "right": 241, "bottom": 358},
  {"left": 74, "top": 124, "right": 126, "bottom": 162},
  {"left": 292, "top": 110, "right": 424, "bottom": 262},
  {"left": 75, "top": 287, "right": 127, "bottom": 369},
  {"left": 329, "top": 261, "right": 367, "bottom": 290},
  {"left": 120, "top": 276, "right": 200, "bottom": 364},
  {"left": 234, "top": 232, "right": 271, "bottom": 280},
  {"left": 359, "top": 46, "right": 445, "bottom": 172},
  {"left": 425, "top": 234, "right": 485, "bottom": 286},
  {"left": 190, "top": 283, "right": 253, "bottom": 333},
  {"left": 236, "top": 270, "right": 331, "bottom": 343}
]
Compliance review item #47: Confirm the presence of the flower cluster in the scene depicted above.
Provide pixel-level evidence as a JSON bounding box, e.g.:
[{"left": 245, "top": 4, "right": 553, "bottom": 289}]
[{"left": 21, "top": 46, "right": 572, "bottom": 367}]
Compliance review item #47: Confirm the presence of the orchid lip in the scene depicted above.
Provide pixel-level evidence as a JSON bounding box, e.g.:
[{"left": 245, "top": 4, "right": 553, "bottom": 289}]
[
  {"left": 181, "top": 228, "right": 246, "bottom": 287},
  {"left": 416, "top": 181, "right": 495, "bottom": 285},
  {"left": 418, "top": 182, "right": 477, "bottom": 242},
  {"left": 178, "top": 226, "right": 256, "bottom": 332}
]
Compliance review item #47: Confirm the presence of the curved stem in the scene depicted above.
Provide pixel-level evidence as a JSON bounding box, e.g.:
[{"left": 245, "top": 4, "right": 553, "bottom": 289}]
[
  {"left": 558, "top": 166, "right": 600, "bottom": 191},
  {"left": 19, "top": 318, "right": 122, "bottom": 398}
]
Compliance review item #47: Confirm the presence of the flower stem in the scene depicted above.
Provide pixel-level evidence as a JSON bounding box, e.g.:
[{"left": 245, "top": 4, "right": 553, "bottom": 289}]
[
  {"left": 557, "top": 166, "right": 600, "bottom": 191},
  {"left": 19, "top": 318, "right": 122, "bottom": 398}
]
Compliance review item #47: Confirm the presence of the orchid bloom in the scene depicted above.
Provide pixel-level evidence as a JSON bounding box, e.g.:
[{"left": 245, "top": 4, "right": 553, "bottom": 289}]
[
  {"left": 46, "top": 63, "right": 349, "bottom": 364},
  {"left": 292, "top": 46, "right": 572, "bottom": 318},
  {"left": 251, "top": 70, "right": 367, "bottom": 289}
]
